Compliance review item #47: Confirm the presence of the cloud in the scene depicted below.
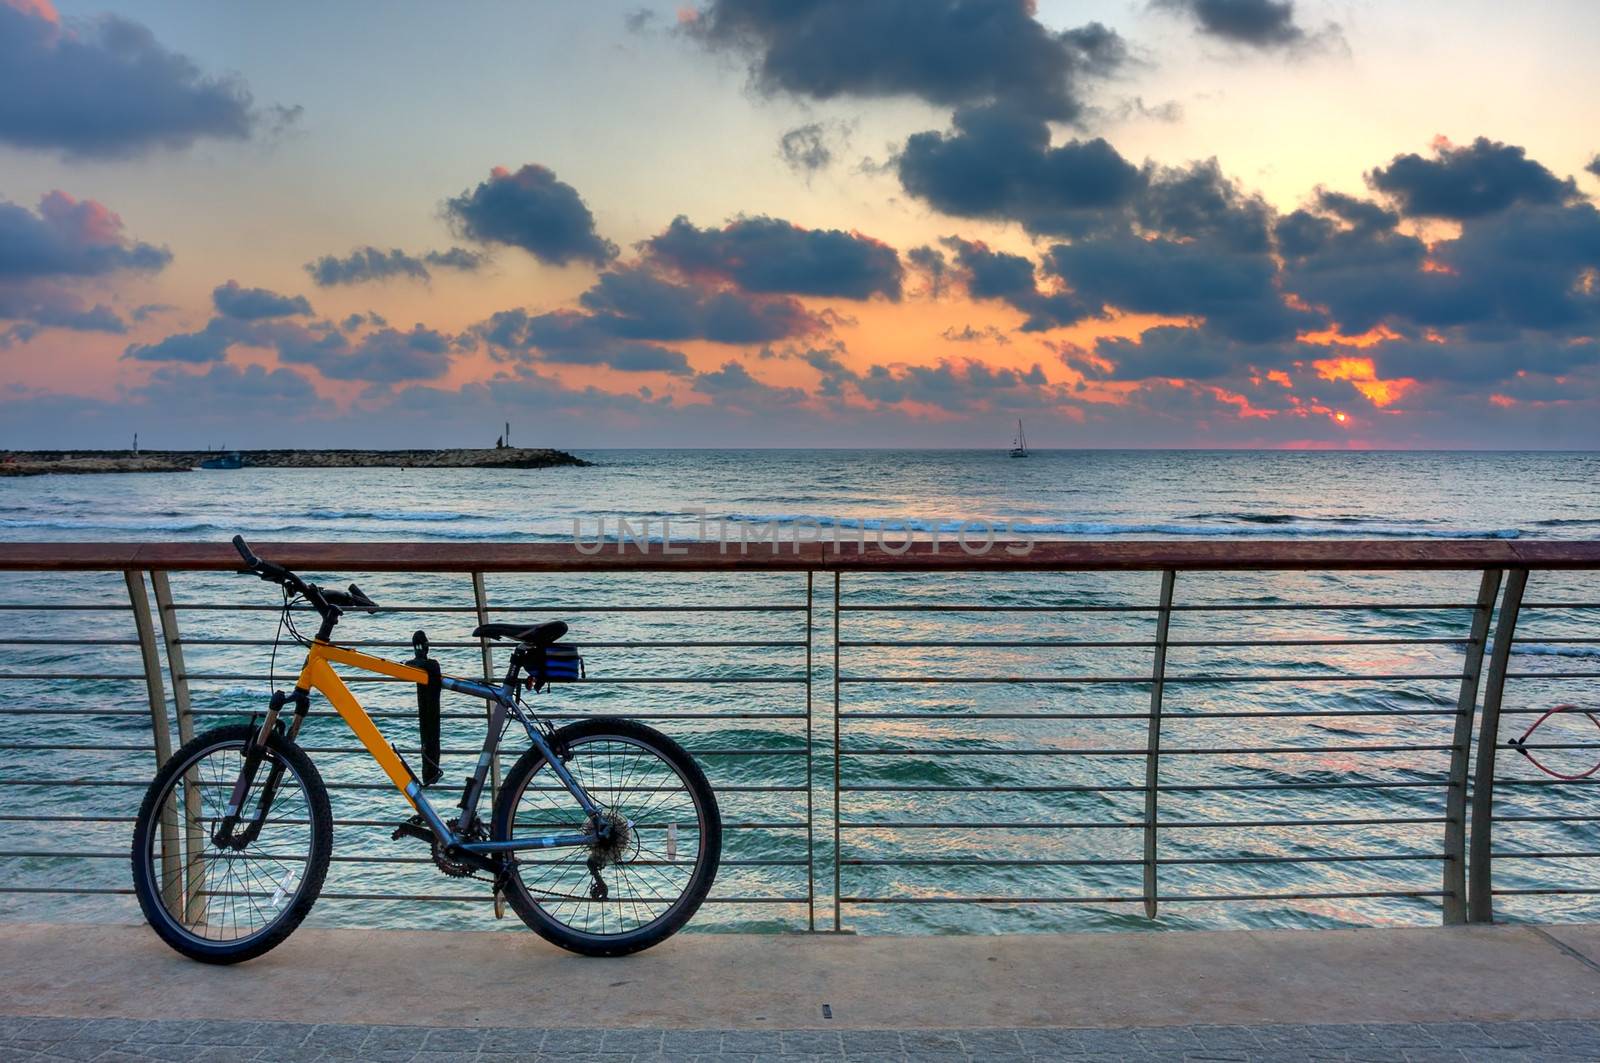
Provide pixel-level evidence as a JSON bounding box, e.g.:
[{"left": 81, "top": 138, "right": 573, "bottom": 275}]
[
  {"left": 211, "top": 280, "right": 311, "bottom": 320},
  {"left": 941, "top": 323, "right": 1009, "bottom": 344},
  {"left": 1279, "top": 190, "right": 1600, "bottom": 337},
  {"left": 122, "top": 321, "right": 234, "bottom": 363},
  {"left": 474, "top": 309, "right": 693, "bottom": 375},
  {"left": 907, "top": 245, "right": 948, "bottom": 297},
  {"left": 897, "top": 105, "right": 1144, "bottom": 236},
  {"left": 1368, "top": 137, "right": 1579, "bottom": 219},
  {"left": 444, "top": 164, "right": 617, "bottom": 267},
  {"left": 1089, "top": 325, "right": 1277, "bottom": 380},
  {"left": 778, "top": 122, "right": 835, "bottom": 176},
  {"left": 643, "top": 215, "right": 903, "bottom": 299},
  {"left": 1040, "top": 164, "right": 1310, "bottom": 343},
  {"left": 125, "top": 312, "right": 462, "bottom": 382},
  {"left": 577, "top": 264, "right": 826, "bottom": 343},
  {"left": 0, "top": 190, "right": 171, "bottom": 278},
  {"left": 942, "top": 236, "right": 1090, "bottom": 331},
  {"left": 683, "top": 0, "right": 1126, "bottom": 123},
  {"left": 0, "top": 0, "right": 279, "bottom": 157},
  {"left": 136, "top": 361, "right": 328, "bottom": 414},
  {"left": 691, "top": 359, "right": 807, "bottom": 408},
  {"left": 0, "top": 190, "right": 169, "bottom": 339},
  {"left": 304, "top": 245, "right": 485, "bottom": 286},
  {"left": 1589, "top": 155, "right": 1600, "bottom": 179},
  {"left": 1152, "top": 0, "right": 1324, "bottom": 49},
  {"left": 852, "top": 358, "right": 1054, "bottom": 412},
  {"left": 274, "top": 324, "right": 457, "bottom": 382}
]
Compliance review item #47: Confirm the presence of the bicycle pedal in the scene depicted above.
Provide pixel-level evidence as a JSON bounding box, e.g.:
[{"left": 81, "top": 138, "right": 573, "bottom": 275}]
[{"left": 391, "top": 815, "right": 432, "bottom": 843}]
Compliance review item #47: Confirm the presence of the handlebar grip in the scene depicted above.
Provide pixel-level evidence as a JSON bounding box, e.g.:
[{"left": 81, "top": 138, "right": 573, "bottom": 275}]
[{"left": 232, "top": 534, "right": 260, "bottom": 567}]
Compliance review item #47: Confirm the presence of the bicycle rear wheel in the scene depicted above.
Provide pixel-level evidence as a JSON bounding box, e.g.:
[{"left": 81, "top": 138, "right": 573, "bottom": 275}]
[
  {"left": 131, "top": 723, "right": 331, "bottom": 964},
  {"left": 493, "top": 717, "right": 721, "bottom": 956}
]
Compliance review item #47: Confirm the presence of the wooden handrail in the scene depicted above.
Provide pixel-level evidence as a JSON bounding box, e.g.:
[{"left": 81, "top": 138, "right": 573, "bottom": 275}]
[{"left": 0, "top": 539, "right": 1597, "bottom": 572}]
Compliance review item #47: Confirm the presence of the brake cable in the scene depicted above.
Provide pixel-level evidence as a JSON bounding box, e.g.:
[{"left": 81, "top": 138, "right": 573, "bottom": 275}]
[{"left": 1508, "top": 704, "right": 1600, "bottom": 781}]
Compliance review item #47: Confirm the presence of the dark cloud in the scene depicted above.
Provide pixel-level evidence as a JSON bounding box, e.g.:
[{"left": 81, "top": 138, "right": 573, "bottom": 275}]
[
  {"left": 644, "top": 215, "right": 903, "bottom": 299},
  {"left": 684, "top": 0, "right": 1126, "bottom": 122},
  {"left": 125, "top": 312, "right": 462, "bottom": 382},
  {"left": 853, "top": 358, "right": 1053, "bottom": 411},
  {"left": 422, "top": 247, "right": 485, "bottom": 271},
  {"left": 475, "top": 309, "right": 693, "bottom": 375},
  {"left": 1279, "top": 189, "right": 1600, "bottom": 337},
  {"left": 304, "top": 245, "right": 485, "bottom": 286},
  {"left": 137, "top": 362, "right": 326, "bottom": 414},
  {"left": 1152, "top": 0, "right": 1316, "bottom": 48},
  {"left": 1373, "top": 335, "right": 1599, "bottom": 386},
  {"left": 691, "top": 360, "right": 807, "bottom": 408},
  {"left": 0, "top": 190, "right": 169, "bottom": 339},
  {"left": 778, "top": 123, "right": 833, "bottom": 175},
  {"left": 123, "top": 320, "right": 233, "bottom": 363},
  {"left": 1090, "top": 325, "right": 1277, "bottom": 380},
  {"left": 577, "top": 265, "right": 826, "bottom": 343},
  {"left": 211, "top": 280, "right": 311, "bottom": 320},
  {"left": 897, "top": 106, "right": 1143, "bottom": 236},
  {"left": 941, "top": 323, "right": 1009, "bottom": 344},
  {"left": 1589, "top": 155, "right": 1600, "bottom": 179},
  {"left": 907, "top": 245, "right": 948, "bottom": 297},
  {"left": 1137, "top": 159, "right": 1273, "bottom": 251},
  {"left": 1369, "top": 137, "right": 1578, "bottom": 219},
  {"left": 942, "top": 237, "right": 1090, "bottom": 331},
  {"left": 444, "top": 164, "right": 617, "bottom": 267},
  {"left": 1045, "top": 231, "right": 1312, "bottom": 342},
  {"left": 0, "top": 1, "right": 274, "bottom": 158},
  {"left": 274, "top": 324, "right": 456, "bottom": 382},
  {"left": 0, "top": 191, "right": 170, "bottom": 279}
]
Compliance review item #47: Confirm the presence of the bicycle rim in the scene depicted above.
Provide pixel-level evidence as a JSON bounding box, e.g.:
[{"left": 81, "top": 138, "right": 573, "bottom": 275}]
[
  {"left": 504, "top": 733, "right": 710, "bottom": 940},
  {"left": 141, "top": 738, "right": 318, "bottom": 946}
]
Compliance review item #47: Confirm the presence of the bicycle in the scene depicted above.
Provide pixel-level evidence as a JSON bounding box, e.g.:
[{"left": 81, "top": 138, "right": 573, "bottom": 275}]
[{"left": 131, "top": 535, "right": 721, "bottom": 963}]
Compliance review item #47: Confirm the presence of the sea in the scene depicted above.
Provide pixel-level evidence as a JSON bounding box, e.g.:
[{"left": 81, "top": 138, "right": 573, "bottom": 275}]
[{"left": 2, "top": 449, "right": 1597, "bottom": 935}]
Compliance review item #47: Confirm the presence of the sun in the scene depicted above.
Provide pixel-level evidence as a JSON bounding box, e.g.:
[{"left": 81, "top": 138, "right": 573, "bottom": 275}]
[{"left": 1334, "top": 411, "right": 1349, "bottom": 424}]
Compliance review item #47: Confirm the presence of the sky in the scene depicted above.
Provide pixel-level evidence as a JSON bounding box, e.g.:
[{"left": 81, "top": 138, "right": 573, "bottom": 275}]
[{"left": 3, "top": 0, "right": 1599, "bottom": 450}]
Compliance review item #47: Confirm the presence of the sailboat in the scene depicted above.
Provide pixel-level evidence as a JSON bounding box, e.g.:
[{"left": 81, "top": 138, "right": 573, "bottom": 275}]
[{"left": 1009, "top": 419, "right": 1029, "bottom": 458}]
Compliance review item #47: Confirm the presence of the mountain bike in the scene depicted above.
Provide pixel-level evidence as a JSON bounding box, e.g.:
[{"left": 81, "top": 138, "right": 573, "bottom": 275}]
[{"left": 131, "top": 536, "right": 720, "bottom": 963}]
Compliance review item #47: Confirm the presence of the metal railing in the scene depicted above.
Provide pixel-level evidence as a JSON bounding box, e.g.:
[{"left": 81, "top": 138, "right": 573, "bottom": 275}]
[{"left": 0, "top": 540, "right": 1596, "bottom": 933}]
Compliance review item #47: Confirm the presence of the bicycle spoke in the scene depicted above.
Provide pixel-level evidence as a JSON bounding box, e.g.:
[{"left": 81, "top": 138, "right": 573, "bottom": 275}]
[{"left": 507, "top": 732, "right": 709, "bottom": 938}]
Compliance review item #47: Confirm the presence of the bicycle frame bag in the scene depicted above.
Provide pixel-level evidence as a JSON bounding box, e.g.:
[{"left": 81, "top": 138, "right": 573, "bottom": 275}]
[
  {"left": 532, "top": 643, "right": 584, "bottom": 692},
  {"left": 409, "top": 630, "right": 444, "bottom": 785}
]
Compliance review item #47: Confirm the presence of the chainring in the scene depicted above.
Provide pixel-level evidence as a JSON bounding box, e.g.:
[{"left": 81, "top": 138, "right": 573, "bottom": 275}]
[{"left": 433, "top": 817, "right": 488, "bottom": 878}]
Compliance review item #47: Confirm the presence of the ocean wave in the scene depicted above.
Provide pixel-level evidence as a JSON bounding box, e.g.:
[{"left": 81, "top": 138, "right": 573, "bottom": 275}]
[
  {"left": 1532, "top": 518, "right": 1600, "bottom": 528},
  {"left": 303, "top": 508, "right": 472, "bottom": 522},
  {"left": 719, "top": 513, "right": 1521, "bottom": 539},
  {"left": 1515, "top": 644, "right": 1600, "bottom": 659},
  {"left": 0, "top": 517, "right": 226, "bottom": 533}
]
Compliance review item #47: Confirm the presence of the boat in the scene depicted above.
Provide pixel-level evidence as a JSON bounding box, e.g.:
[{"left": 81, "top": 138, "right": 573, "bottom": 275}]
[
  {"left": 199, "top": 451, "right": 244, "bottom": 470},
  {"left": 1009, "top": 419, "right": 1029, "bottom": 458}
]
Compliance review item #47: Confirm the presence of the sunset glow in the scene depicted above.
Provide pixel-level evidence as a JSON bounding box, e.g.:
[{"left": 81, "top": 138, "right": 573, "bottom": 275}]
[{"left": 2, "top": 0, "right": 1598, "bottom": 449}]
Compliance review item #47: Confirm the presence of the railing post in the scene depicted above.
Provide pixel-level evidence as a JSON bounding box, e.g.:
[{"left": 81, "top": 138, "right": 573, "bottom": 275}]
[
  {"left": 126, "top": 569, "right": 181, "bottom": 913},
  {"left": 1143, "top": 569, "right": 1176, "bottom": 919},
  {"left": 1442, "top": 568, "right": 1500, "bottom": 924},
  {"left": 1468, "top": 567, "right": 1527, "bottom": 923},
  {"left": 471, "top": 571, "right": 506, "bottom": 919},
  {"left": 150, "top": 569, "right": 207, "bottom": 925},
  {"left": 805, "top": 570, "right": 815, "bottom": 931},
  {"left": 832, "top": 570, "right": 842, "bottom": 931}
]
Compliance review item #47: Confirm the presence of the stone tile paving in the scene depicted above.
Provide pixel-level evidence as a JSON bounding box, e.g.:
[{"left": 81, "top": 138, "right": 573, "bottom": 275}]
[{"left": 3, "top": 1015, "right": 1600, "bottom": 1062}]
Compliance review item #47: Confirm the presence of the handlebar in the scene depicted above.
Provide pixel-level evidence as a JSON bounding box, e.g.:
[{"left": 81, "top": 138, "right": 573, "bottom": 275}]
[{"left": 231, "top": 535, "right": 379, "bottom": 618}]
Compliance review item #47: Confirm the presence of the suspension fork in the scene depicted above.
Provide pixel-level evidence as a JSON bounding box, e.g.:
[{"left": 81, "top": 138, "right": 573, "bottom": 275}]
[{"left": 213, "top": 688, "right": 310, "bottom": 848}]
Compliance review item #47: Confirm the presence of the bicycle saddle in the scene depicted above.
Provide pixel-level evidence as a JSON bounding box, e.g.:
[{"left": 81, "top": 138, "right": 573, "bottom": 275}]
[{"left": 472, "top": 620, "right": 568, "bottom": 646}]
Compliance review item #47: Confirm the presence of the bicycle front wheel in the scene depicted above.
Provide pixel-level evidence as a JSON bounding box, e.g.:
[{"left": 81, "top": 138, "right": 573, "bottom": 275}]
[
  {"left": 131, "top": 723, "right": 331, "bottom": 964},
  {"left": 493, "top": 718, "right": 721, "bottom": 956}
]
